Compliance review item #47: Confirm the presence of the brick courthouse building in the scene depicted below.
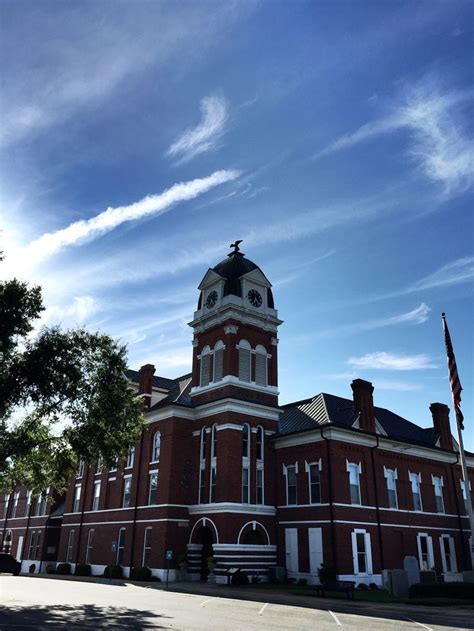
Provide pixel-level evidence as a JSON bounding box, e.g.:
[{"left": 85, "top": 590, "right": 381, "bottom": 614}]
[{"left": 1, "top": 245, "right": 473, "bottom": 583}]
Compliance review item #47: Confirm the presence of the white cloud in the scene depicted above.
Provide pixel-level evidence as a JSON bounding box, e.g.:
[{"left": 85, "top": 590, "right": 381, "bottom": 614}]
[
  {"left": 373, "top": 379, "right": 422, "bottom": 392},
  {"left": 314, "top": 80, "right": 474, "bottom": 195},
  {"left": 7, "top": 170, "right": 240, "bottom": 274},
  {"left": 166, "top": 96, "right": 228, "bottom": 163},
  {"left": 409, "top": 256, "right": 474, "bottom": 292},
  {"left": 347, "top": 351, "right": 437, "bottom": 371}
]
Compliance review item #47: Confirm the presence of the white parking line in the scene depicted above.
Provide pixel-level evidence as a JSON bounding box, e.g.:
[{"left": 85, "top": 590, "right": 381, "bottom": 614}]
[
  {"left": 328, "top": 610, "right": 342, "bottom": 626},
  {"left": 406, "top": 618, "right": 433, "bottom": 631},
  {"left": 199, "top": 598, "right": 213, "bottom": 607},
  {"left": 258, "top": 602, "right": 269, "bottom": 616}
]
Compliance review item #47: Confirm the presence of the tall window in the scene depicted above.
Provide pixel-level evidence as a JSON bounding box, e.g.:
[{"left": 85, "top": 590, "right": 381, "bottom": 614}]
[
  {"left": 143, "top": 528, "right": 152, "bottom": 567},
  {"left": 417, "top": 533, "right": 434, "bottom": 570},
  {"left": 126, "top": 447, "right": 135, "bottom": 469},
  {"left": 242, "top": 424, "right": 250, "bottom": 458},
  {"left": 200, "top": 427, "right": 206, "bottom": 461},
  {"left": 12, "top": 492, "right": 19, "bottom": 518},
  {"left": 347, "top": 462, "right": 361, "bottom": 505},
  {"left": 242, "top": 466, "right": 249, "bottom": 503},
  {"left": 122, "top": 477, "right": 132, "bottom": 508},
  {"left": 151, "top": 431, "right": 161, "bottom": 462},
  {"left": 28, "top": 531, "right": 36, "bottom": 560},
  {"left": 96, "top": 456, "right": 103, "bottom": 474},
  {"left": 77, "top": 460, "right": 85, "bottom": 478},
  {"left": 352, "top": 530, "right": 372, "bottom": 574},
  {"left": 256, "top": 468, "right": 263, "bottom": 505},
  {"left": 432, "top": 476, "right": 445, "bottom": 513},
  {"left": 461, "top": 480, "right": 470, "bottom": 514},
  {"left": 36, "top": 492, "right": 47, "bottom": 516},
  {"left": 117, "top": 528, "right": 126, "bottom": 565},
  {"left": 148, "top": 472, "right": 158, "bottom": 505},
  {"left": 440, "top": 535, "right": 456, "bottom": 573},
  {"left": 66, "top": 530, "right": 75, "bottom": 563},
  {"left": 384, "top": 468, "right": 398, "bottom": 509},
  {"left": 26, "top": 490, "right": 32, "bottom": 516},
  {"left": 238, "top": 340, "right": 251, "bottom": 382},
  {"left": 410, "top": 472, "right": 422, "bottom": 511},
  {"left": 200, "top": 346, "right": 211, "bottom": 387},
  {"left": 73, "top": 485, "right": 81, "bottom": 513},
  {"left": 286, "top": 465, "right": 297, "bottom": 505},
  {"left": 255, "top": 345, "right": 268, "bottom": 386},
  {"left": 210, "top": 466, "right": 217, "bottom": 503},
  {"left": 256, "top": 426, "right": 264, "bottom": 461},
  {"left": 309, "top": 463, "right": 321, "bottom": 504},
  {"left": 199, "top": 427, "right": 206, "bottom": 504},
  {"left": 110, "top": 457, "right": 118, "bottom": 472},
  {"left": 213, "top": 341, "right": 224, "bottom": 382},
  {"left": 211, "top": 424, "right": 217, "bottom": 459},
  {"left": 85, "top": 529, "right": 94, "bottom": 564},
  {"left": 92, "top": 481, "right": 101, "bottom": 511}
]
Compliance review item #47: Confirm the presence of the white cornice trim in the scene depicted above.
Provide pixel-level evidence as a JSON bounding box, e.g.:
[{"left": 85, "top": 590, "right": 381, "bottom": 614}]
[
  {"left": 188, "top": 503, "right": 276, "bottom": 516},
  {"left": 190, "top": 374, "right": 279, "bottom": 397},
  {"left": 195, "top": 398, "right": 280, "bottom": 421},
  {"left": 213, "top": 544, "right": 277, "bottom": 551}
]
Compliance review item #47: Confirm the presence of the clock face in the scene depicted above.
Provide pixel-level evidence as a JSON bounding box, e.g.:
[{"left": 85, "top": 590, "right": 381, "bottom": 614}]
[
  {"left": 205, "top": 290, "right": 218, "bottom": 309},
  {"left": 247, "top": 289, "right": 262, "bottom": 308}
]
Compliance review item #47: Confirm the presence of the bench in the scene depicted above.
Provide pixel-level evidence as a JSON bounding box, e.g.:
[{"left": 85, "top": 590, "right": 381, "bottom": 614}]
[{"left": 315, "top": 580, "right": 356, "bottom": 599}]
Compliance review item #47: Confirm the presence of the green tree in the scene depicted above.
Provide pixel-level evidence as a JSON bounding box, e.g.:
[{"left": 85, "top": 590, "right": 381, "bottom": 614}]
[{"left": 0, "top": 271, "right": 144, "bottom": 494}]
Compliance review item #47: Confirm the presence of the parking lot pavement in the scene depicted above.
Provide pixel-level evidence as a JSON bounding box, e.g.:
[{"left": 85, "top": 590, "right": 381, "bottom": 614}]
[{"left": 0, "top": 577, "right": 472, "bottom": 630}]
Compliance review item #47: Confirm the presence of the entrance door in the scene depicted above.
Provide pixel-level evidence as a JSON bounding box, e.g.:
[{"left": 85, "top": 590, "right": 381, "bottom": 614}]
[
  {"left": 16, "top": 536, "right": 24, "bottom": 562},
  {"left": 285, "top": 528, "right": 298, "bottom": 573},
  {"left": 308, "top": 528, "right": 323, "bottom": 577}
]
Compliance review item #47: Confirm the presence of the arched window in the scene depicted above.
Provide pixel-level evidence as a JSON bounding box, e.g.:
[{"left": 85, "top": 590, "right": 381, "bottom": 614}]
[
  {"left": 200, "top": 427, "right": 207, "bottom": 461},
  {"left": 255, "top": 345, "right": 268, "bottom": 386},
  {"left": 200, "top": 346, "right": 211, "bottom": 387},
  {"left": 152, "top": 431, "right": 161, "bottom": 462},
  {"left": 238, "top": 340, "right": 251, "bottom": 382},
  {"left": 242, "top": 423, "right": 250, "bottom": 458},
  {"left": 213, "top": 341, "right": 224, "bottom": 382},
  {"left": 211, "top": 424, "right": 218, "bottom": 459},
  {"left": 256, "top": 426, "right": 264, "bottom": 461}
]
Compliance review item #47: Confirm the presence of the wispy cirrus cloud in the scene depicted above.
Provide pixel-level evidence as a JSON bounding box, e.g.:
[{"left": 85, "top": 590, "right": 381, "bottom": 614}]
[
  {"left": 166, "top": 95, "right": 228, "bottom": 164},
  {"left": 314, "top": 79, "right": 474, "bottom": 195},
  {"left": 347, "top": 351, "right": 437, "bottom": 371},
  {"left": 5, "top": 170, "right": 240, "bottom": 275}
]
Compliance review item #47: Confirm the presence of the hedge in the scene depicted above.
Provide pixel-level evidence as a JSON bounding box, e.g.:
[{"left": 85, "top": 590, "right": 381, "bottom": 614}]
[
  {"left": 103, "top": 564, "right": 123, "bottom": 579},
  {"left": 130, "top": 566, "right": 152, "bottom": 581},
  {"left": 75, "top": 563, "right": 92, "bottom": 577},
  {"left": 409, "top": 582, "right": 474, "bottom": 600},
  {"left": 56, "top": 563, "right": 71, "bottom": 575}
]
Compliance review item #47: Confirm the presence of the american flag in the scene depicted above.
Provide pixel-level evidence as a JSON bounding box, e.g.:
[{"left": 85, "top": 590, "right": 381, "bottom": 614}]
[{"left": 442, "top": 313, "right": 464, "bottom": 430}]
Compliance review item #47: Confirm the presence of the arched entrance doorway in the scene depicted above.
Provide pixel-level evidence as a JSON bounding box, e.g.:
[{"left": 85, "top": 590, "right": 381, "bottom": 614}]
[{"left": 194, "top": 525, "right": 214, "bottom": 581}]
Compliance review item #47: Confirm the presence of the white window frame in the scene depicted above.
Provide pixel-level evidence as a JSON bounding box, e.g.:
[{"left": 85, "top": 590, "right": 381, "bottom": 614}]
[
  {"left": 12, "top": 492, "right": 19, "bottom": 518},
  {"left": 417, "top": 532, "right": 435, "bottom": 571},
  {"left": 460, "top": 479, "right": 472, "bottom": 514},
  {"left": 256, "top": 426, "right": 264, "bottom": 462},
  {"left": 142, "top": 527, "right": 152, "bottom": 567},
  {"left": 73, "top": 484, "right": 81, "bottom": 513},
  {"left": 213, "top": 340, "right": 224, "bottom": 382},
  {"left": 211, "top": 424, "right": 217, "bottom": 459},
  {"left": 256, "top": 465, "right": 264, "bottom": 505},
  {"left": 85, "top": 529, "right": 94, "bottom": 565},
  {"left": 439, "top": 534, "right": 457, "bottom": 573},
  {"left": 346, "top": 460, "right": 362, "bottom": 505},
  {"left": 242, "top": 465, "right": 250, "bottom": 504},
  {"left": 351, "top": 529, "right": 373, "bottom": 575},
  {"left": 77, "top": 460, "right": 85, "bottom": 478},
  {"left": 28, "top": 531, "right": 36, "bottom": 560},
  {"left": 242, "top": 423, "right": 250, "bottom": 459},
  {"left": 255, "top": 344, "right": 268, "bottom": 386},
  {"left": 384, "top": 467, "right": 398, "bottom": 509},
  {"left": 409, "top": 471, "right": 423, "bottom": 512},
  {"left": 432, "top": 475, "right": 445, "bottom": 514},
  {"left": 200, "top": 346, "right": 211, "bottom": 387},
  {"left": 306, "top": 459, "right": 322, "bottom": 505},
  {"left": 126, "top": 446, "right": 135, "bottom": 469},
  {"left": 283, "top": 463, "right": 298, "bottom": 505},
  {"left": 66, "top": 530, "right": 75, "bottom": 563},
  {"left": 210, "top": 464, "right": 217, "bottom": 503},
  {"left": 122, "top": 475, "right": 132, "bottom": 508},
  {"left": 116, "top": 528, "right": 126, "bottom": 565},
  {"left": 199, "top": 427, "right": 206, "bottom": 504},
  {"left": 148, "top": 471, "right": 158, "bottom": 505},
  {"left": 151, "top": 431, "right": 161, "bottom": 463}
]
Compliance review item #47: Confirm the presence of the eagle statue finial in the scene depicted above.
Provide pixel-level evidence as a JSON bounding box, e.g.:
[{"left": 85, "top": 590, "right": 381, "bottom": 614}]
[{"left": 229, "top": 239, "right": 243, "bottom": 254}]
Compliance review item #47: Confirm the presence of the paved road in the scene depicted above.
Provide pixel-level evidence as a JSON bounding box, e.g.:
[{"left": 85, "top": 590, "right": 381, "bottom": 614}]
[{"left": 0, "top": 577, "right": 472, "bottom": 630}]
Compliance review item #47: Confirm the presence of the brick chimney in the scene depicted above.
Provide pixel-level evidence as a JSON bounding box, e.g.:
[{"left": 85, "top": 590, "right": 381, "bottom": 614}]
[
  {"left": 138, "top": 364, "right": 155, "bottom": 409},
  {"left": 351, "top": 379, "right": 375, "bottom": 433},
  {"left": 430, "top": 403, "right": 453, "bottom": 451}
]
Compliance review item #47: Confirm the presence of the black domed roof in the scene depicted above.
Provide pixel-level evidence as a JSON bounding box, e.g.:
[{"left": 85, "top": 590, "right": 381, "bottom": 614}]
[{"left": 203, "top": 249, "right": 274, "bottom": 308}]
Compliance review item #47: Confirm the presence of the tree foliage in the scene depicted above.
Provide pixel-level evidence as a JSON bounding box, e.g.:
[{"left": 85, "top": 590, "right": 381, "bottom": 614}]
[{"left": 0, "top": 273, "right": 144, "bottom": 494}]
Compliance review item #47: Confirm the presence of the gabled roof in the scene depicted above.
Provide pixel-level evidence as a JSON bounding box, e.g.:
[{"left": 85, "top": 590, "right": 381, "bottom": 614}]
[
  {"left": 149, "top": 373, "right": 193, "bottom": 410},
  {"left": 278, "top": 392, "right": 440, "bottom": 449}
]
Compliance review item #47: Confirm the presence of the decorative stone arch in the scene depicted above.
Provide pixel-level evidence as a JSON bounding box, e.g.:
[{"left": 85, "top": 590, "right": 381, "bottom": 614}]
[
  {"left": 237, "top": 520, "right": 270, "bottom": 546},
  {"left": 189, "top": 517, "right": 220, "bottom": 545}
]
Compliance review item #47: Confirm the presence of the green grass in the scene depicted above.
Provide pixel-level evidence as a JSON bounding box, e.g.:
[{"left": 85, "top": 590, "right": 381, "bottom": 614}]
[{"left": 248, "top": 583, "right": 400, "bottom": 602}]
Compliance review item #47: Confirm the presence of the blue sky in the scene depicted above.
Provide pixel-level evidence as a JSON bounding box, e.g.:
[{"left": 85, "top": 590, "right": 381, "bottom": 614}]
[{"left": 1, "top": 1, "right": 473, "bottom": 448}]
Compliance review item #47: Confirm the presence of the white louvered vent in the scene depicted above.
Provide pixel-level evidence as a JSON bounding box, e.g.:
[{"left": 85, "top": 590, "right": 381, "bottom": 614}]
[
  {"left": 255, "top": 352, "right": 267, "bottom": 386},
  {"left": 214, "top": 348, "right": 223, "bottom": 381},
  {"left": 239, "top": 348, "right": 251, "bottom": 382},
  {"left": 200, "top": 353, "right": 210, "bottom": 387}
]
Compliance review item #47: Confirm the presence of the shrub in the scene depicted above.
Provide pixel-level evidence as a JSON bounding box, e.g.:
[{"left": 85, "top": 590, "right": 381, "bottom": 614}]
[
  {"left": 231, "top": 572, "right": 249, "bottom": 586},
  {"left": 357, "top": 583, "right": 369, "bottom": 590},
  {"left": 318, "top": 565, "right": 337, "bottom": 583},
  {"left": 251, "top": 575, "right": 261, "bottom": 584},
  {"left": 56, "top": 563, "right": 71, "bottom": 575},
  {"left": 409, "top": 582, "right": 474, "bottom": 600},
  {"left": 103, "top": 564, "right": 123, "bottom": 579},
  {"left": 46, "top": 565, "right": 56, "bottom": 574},
  {"left": 75, "top": 563, "right": 91, "bottom": 577},
  {"left": 130, "top": 566, "right": 152, "bottom": 581},
  {"left": 369, "top": 582, "right": 378, "bottom": 590},
  {"left": 298, "top": 578, "right": 307, "bottom": 586}
]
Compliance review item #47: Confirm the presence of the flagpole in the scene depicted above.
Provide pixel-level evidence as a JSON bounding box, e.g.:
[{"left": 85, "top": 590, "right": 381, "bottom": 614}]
[{"left": 442, "top": 313, "right": 474, "bottom": 569}]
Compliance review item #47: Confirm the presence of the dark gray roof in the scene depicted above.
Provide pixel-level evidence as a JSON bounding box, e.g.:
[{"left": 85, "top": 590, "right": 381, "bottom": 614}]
[
  {"left": 124, "top": 369, "right": 177, "bottom": 391},
  {"left": 149, "top": 373, "right": 193, "bottom": 410},
  {"left": 279, "top": 392, "right": 440, "bottom": 449}
]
